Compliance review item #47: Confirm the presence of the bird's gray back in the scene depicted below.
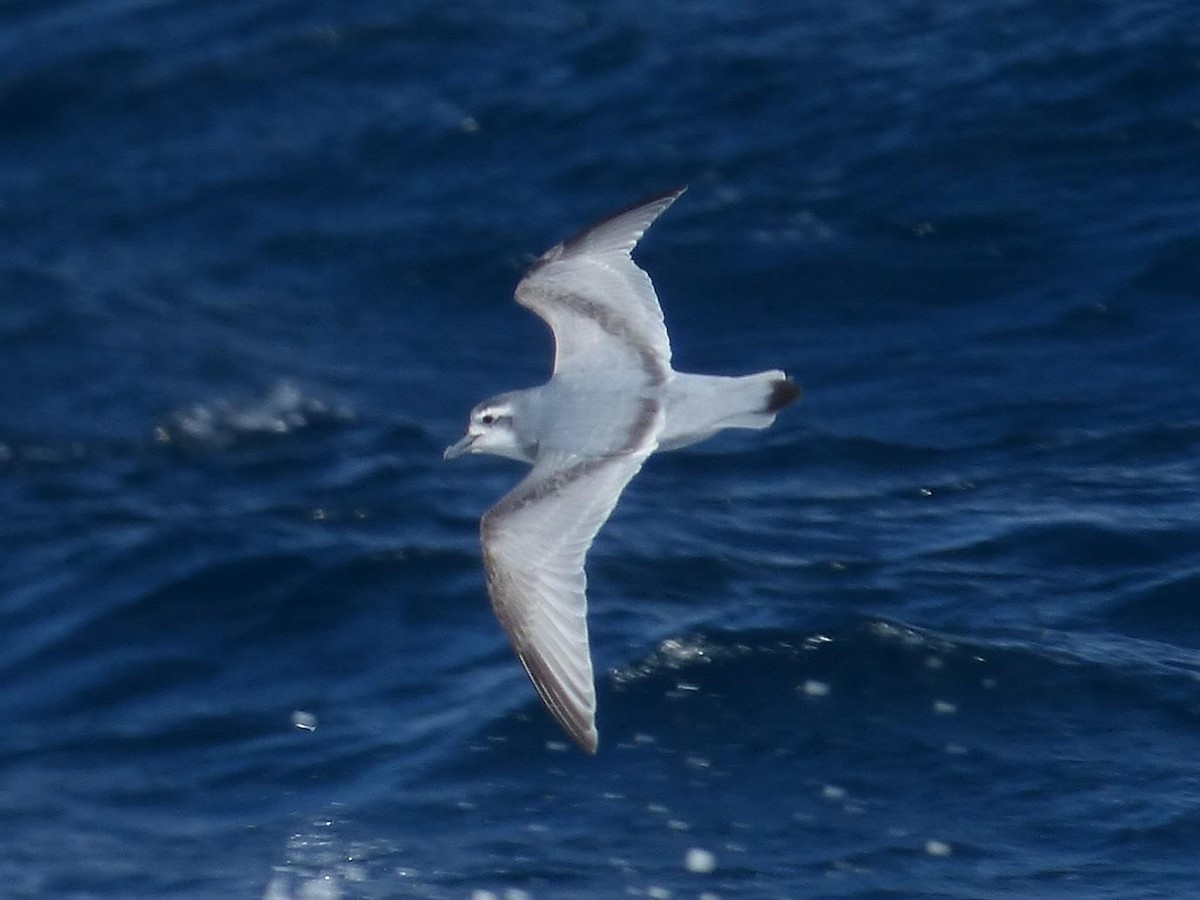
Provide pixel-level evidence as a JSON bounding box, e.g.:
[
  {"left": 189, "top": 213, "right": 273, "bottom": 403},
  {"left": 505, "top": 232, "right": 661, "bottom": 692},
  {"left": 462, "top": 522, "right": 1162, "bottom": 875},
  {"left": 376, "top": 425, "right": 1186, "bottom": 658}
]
[{"left": 519, "top": 375, "right": 664, "bottom": 459}]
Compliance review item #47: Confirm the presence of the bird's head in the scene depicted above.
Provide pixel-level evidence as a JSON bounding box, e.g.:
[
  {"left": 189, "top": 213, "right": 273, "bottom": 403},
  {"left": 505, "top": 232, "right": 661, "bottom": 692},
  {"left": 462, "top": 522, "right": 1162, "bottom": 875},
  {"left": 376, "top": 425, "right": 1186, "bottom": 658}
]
[{"left": 444, "top": 397, "right": 529, "bottom": 461}]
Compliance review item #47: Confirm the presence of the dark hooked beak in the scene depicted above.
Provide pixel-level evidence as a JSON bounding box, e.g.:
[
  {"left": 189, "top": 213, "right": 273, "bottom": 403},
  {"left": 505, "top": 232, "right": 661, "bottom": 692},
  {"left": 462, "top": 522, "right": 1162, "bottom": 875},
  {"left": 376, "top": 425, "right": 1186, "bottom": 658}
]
[{"left": 443, "top": 433, "right": 475, "bottom": 460}]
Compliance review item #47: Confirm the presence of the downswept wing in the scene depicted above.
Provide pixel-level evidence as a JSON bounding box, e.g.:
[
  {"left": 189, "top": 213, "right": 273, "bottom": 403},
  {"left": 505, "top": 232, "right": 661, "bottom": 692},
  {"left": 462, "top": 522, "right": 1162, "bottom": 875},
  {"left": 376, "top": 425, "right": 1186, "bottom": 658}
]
[
  {"left": 480, "top": 444, "right": 656, "bottom": 753},
  {"left": 515, "top": 187, "right": 686, "bottom": 383}
]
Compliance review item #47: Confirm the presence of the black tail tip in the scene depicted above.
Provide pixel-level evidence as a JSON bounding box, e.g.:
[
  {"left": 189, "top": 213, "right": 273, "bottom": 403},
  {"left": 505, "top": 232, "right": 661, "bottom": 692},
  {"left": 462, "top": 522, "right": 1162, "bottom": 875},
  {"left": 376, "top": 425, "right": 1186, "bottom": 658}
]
[{"left": 766, "top": 378, "right": 802, "bottom": 413}]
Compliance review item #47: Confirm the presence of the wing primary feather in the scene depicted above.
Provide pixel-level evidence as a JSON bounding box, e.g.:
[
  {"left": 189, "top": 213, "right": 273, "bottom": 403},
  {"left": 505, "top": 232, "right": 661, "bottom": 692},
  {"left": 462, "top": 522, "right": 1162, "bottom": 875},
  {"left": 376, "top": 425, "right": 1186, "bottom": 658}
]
[
  {"left": 513, "top": 641, "right": 599, "bottom": 754},
  {"left": 528, "top": 186, "right": 687, "bottom": 273},
  {"left": 557, "top": 185, "right": 687, "bottom": 258},
  {"left": 484, "top": 542, "right": 599, "bottom": 754}
]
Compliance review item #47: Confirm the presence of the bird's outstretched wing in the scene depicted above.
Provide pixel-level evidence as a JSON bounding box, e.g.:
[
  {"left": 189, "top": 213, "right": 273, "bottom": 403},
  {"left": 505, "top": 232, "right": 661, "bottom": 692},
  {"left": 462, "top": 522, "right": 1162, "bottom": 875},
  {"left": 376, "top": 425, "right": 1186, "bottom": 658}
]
[
  {"left": 480, "top": 442, "right": 656, "bottom": 753},
  {"left": 515, "top": 187, "right": 685, "bottom": 385}
]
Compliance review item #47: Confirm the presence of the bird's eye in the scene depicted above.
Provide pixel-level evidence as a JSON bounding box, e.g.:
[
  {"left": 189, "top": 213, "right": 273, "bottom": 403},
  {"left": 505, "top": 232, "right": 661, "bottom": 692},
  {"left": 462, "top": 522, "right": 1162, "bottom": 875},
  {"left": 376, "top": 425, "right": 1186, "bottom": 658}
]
[{"left": 481, "top": 413, "right": 495, "bottom": 425}]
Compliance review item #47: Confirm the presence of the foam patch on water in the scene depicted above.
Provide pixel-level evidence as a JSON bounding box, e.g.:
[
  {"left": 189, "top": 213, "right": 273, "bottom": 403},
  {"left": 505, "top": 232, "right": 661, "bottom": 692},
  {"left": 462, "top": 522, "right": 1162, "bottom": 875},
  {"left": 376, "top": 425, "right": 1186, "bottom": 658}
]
[{"left": 154, "top": 381, "right": 355, "bottom": 451}]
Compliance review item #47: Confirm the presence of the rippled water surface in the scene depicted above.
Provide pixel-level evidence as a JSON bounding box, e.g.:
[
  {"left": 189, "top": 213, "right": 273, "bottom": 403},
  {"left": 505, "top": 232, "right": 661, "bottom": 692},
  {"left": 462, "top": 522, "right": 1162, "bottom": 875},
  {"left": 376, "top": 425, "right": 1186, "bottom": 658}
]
[{"left": 3, "top": 1, "right": 1199, "bottom": 897}]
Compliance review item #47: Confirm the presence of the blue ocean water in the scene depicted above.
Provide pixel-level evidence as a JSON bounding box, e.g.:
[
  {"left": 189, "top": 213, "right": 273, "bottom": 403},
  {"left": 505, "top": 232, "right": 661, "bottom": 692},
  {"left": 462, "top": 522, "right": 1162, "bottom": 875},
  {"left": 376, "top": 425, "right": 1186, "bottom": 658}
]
[{"left": 3, "top": 1, "right": 1199, "bottom": 897}]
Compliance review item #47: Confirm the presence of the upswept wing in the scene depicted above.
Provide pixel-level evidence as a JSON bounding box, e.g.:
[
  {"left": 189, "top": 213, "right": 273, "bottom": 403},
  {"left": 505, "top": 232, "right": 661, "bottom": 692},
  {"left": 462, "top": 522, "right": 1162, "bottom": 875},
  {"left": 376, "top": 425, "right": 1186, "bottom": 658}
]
[
  {"left": 480, "top": 444, "right": 656, "bottom": 753},
  {"left": 515, "top": 187, "right": 686, "bottom": 384}
]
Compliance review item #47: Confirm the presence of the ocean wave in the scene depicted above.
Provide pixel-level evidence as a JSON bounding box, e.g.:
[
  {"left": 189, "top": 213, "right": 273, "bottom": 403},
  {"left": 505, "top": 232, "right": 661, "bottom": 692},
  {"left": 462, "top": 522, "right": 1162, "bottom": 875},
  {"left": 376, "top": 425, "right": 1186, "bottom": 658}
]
[
  {"left": 595, "top": 618, "right": 1200, "bottom": 746},
  {"left": 1104, "top": 569, "right": 1200, "bottom": 646},
  {"left": 153, "top": 381, "right": 357, "bottom": 452}
]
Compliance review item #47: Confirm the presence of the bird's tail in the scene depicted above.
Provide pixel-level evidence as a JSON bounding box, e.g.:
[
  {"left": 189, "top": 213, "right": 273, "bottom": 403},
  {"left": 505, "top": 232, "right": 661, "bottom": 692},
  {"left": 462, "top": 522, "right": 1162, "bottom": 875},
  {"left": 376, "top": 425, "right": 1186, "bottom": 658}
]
[{"left": 658, "top": 370, "right": 800, "bottom": 452}]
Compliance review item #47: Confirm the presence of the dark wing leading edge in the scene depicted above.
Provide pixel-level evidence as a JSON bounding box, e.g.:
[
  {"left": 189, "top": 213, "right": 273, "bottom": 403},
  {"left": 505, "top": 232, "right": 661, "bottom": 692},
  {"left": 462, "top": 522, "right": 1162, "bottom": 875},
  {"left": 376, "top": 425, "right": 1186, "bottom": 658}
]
[
  {"left": 514, "top": 187, "right": 686, "bottom": 385},
  {"left": 480, "top": 444, "right": 656, "bottom": 753}
]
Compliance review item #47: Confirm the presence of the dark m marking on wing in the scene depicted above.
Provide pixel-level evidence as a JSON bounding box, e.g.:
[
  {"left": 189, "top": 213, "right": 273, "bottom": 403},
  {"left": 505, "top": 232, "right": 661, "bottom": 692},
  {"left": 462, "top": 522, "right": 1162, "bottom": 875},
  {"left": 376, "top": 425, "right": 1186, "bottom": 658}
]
[
  {"left": 520, "top": 285, "right": 669, "bottom": 385},
  {"left": 480, "top": 397, "right": 658, "bottom": 538}
]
